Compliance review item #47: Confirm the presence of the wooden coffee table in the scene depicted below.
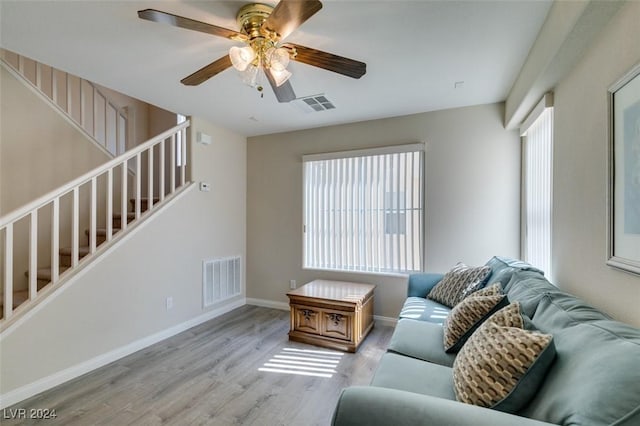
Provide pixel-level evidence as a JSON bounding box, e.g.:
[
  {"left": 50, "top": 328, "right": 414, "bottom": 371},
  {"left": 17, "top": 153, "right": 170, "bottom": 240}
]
[{"left": 287, "top": 280, "right": 375, "bottom": 352}]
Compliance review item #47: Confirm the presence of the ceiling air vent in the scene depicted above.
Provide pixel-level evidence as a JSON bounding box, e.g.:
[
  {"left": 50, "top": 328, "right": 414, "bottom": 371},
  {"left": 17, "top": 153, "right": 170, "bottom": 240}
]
[{"left": 298, "top": 95, "right": 336, "bottom": 112}]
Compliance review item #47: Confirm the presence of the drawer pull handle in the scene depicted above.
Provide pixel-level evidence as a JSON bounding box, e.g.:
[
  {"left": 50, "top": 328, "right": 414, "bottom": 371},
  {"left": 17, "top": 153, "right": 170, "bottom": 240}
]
[
  {"left": 301, "top": 309, "right": 314, "bottom": 321},
  {"left": 328, "top": 313, "right": 343, "bottom": 326}
]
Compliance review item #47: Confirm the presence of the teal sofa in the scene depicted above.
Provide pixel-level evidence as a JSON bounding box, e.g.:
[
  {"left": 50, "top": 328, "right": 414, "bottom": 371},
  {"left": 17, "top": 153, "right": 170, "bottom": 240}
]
[{"left": 332, "top": 257, "right": 640, "bottom": 426}]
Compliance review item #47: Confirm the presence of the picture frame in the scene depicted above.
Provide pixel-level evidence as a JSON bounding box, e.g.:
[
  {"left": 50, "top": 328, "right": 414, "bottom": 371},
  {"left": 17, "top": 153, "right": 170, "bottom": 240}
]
[{"left": 607, "top": 62, "right": 640, "bottom": 275}]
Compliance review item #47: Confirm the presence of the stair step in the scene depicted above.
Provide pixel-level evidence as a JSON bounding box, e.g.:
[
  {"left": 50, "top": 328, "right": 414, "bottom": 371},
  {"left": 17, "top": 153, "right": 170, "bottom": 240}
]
[
  {"left": 85, "top": 228, "right": 121, "bottom": 237},
  {"left": 129, "top": 197, "right": 160, "bottom": 210},
  {"left": 0, "top": 290, "right": 28, "bottom": 309},
  {"left": 112, "top": 212, "right": 136, "bottom": 227},
  {"left": 24, "top": 267, "right": 70, "bottom": 281},
  {"left": 59, "top": 246, "right": 91, "bottom": 256},
  {"left": 112, "top": 212, "right": 136, "bottom": 220},
  {"left": 36, "top": 267, "right": 70, "bottom": 280},
  {"left": 59, "top": 246, "right": 91, "bottom": 266}
]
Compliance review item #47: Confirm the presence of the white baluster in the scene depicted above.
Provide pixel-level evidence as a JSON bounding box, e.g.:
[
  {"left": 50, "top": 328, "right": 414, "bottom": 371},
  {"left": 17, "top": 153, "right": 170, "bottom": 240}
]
[
  {"left": 51, "top": 198, "right": 59, "bottom": 283},
  {"left": 4, "top": 223, "right": 13, "bottom": 319},
  {"left": 121, "top": 162, "right": 128, "bottom": 232},
  {"left": 159, "top": 139, "right": 165, "bottom": 201},
  {"left": 89, "top": 177, "right": 97, "bottom": 254},
  {"left": 29, "top": 211, "right": 38, "bottom": 299},
  {"left": 135, "top": 153, "right": 141, "bottom": 219},
  {"left": 148, "top": 146, "right": 154, "bottom": 210},
  {"left": 170, "top": 134, "right": 176, "bottom": 193},
  {"left": 106, "top": 169, "right": 113, "bottom": 242},
  {"left": 72, "top": 187, "right": 79, "bottom": 266},
  {"left": 180, "top": 128, "right": 186, "bottom": 186}
]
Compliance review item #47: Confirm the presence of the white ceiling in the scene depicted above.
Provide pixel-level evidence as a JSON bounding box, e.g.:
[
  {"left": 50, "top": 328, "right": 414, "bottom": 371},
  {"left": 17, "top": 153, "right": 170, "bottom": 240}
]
[{"left": 0, "top": 0, "right": 552, "bottom": 137}]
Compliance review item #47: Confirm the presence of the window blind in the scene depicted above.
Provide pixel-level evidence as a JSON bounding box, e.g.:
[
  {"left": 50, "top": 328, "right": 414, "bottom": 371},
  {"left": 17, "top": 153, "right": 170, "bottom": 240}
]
[
  {"left": 303, "top": 144, "right": 424, "bottom": 274},
  {"left": 522, "top": 95, "right": 553, "bottom": 277}
]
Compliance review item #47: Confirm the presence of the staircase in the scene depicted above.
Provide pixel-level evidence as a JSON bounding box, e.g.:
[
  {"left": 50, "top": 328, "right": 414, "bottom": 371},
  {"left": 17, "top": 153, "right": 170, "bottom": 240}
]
[
  {"left": 1, "top": 49, "right": 129, "bottom": 157},
  {"left": 1, "top": 48, "right": 192, "bottom": 329},
  {"left": 0, "top": 121, "right": 191, "bottom": 330}
]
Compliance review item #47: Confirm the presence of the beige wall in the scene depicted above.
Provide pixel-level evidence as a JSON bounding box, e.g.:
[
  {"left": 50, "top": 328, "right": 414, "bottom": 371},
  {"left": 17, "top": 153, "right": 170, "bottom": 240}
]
[
  {"left": 552, "top": 0, "right": 640, "bottom": 327},
  {"left": 0, "top": 115, "right": 246, "bottom": 396},
  {"left": 247, "top": 103, "right": 521, "bottom": 319},
  {"left": 0, "top": 67, "right": 112, "bottom": 215}
]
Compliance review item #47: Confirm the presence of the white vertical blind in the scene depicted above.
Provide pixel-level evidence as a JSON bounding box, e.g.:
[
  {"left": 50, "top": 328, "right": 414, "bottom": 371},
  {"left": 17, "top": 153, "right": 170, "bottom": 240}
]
[
  {"left": 303, "top": 144, "right": 424, "bottom": 274},
  {"left": 522, "top": 98, "right": 553, "bottom": 277}
]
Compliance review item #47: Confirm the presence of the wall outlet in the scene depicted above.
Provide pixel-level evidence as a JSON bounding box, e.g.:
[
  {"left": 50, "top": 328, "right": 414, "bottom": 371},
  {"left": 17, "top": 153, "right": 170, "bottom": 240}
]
[
  {"left": 166, "top": 296, "right": 173, "bottom": 310},
  {"left": 289, "top": 279, "right": 297, "bottom": 289}
]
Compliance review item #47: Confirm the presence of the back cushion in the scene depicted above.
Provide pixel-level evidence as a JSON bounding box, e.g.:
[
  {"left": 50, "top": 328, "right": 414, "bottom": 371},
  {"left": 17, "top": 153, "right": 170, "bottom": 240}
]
[
  {"left": 519, "top": 320, "right": 640, "bottom": 425},
  {"left": 484, "top": 256, "right": 544, "bottom": 285}
]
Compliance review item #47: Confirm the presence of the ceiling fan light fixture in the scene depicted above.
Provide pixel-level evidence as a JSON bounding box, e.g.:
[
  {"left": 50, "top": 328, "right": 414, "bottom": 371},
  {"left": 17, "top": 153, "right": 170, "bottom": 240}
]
[
  {"left": 240, "top": 64, "right": 260, "bottom": 87},
  {"left": 271, "top": 68, "right": 292, "bottom": 87},
  {"left": 229, "top": 45, "right": 256, "bottom": 71},
  {"left": 267, "top": 47, "right": 290, "bottom": 71}
]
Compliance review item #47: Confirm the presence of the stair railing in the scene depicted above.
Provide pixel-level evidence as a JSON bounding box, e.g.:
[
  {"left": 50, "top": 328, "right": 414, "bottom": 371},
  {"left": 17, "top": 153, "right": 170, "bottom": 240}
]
[
  {"left": 0, "top": 121, "right": 190, "bottom": 321},
  {"left": 1, "top": 49, "right": 128, "bottom": 157}
]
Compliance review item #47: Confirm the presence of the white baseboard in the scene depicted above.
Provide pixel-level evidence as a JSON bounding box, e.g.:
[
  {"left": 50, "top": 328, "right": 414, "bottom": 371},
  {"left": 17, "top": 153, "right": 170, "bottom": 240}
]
[
  {"left": 245, "top": 298, "right": 397, "bottom": 327},
  {"left": 246, "top": 298, "right": 290, "bottom": 311},
  {"left": 374, "top": 315, "right": 397, "bottom": 327},
  {"left": 0, "top": 298, "right": 244, "bottom": 409}
]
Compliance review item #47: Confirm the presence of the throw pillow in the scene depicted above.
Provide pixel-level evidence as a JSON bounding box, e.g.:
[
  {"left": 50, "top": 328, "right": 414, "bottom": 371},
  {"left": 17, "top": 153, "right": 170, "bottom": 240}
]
[
  {"left": 442, "top": 283, "right": 507, "bottom": 353},
  {"left": 453, "top": 302, "right": 556, "bottom": 413},
  {"left": 427, "top": 263, "right": 491, "bottom": 307}
]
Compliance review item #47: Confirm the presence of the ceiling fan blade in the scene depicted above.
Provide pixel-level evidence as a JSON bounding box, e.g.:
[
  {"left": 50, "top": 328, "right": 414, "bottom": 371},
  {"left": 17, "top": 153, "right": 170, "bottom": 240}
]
[
  {"left": 181, "top": 55, "right": 232, "bottom": 86},
  {"left": 284, "top": 43, "right": 366, "bottom": 79},
  {"left": 138, "top": 9, "right": 247, "bottom": 41},
  {"left": 261, "top": 0, "right": 323, "bottom": 40},
  {"left": 265, "top": 69, "right": 297, "bottom": 103}
]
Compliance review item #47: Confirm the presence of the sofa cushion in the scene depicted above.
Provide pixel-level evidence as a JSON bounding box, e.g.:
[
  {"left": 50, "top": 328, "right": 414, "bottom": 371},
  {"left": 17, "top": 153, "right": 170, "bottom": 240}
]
[
  {"left": 388, "top": 319, "right": 457, "bottom": 367},
  {"left": 427, "top": 263, "right": 491, "bottom": 307},
  {"left": 453, "top": 303, "right": 556, "bottom": 414},
  {"left": 407, "top": 273, "right": 445, "bottom": 297},
  {"left": 371, "top": 352, "right": 456, "bottom": 401},
  {"left": 519, "top": 320, "right": 640, "bottom": 426},
  {"left": 484, "top": 256, "right": 544, "bottom": 286},
  {"left": 443, "top": 283, "right": 507, "bottom": 352},
  {"left": 503, "top": 270, "right": 557, "bottom": 318},
  {"left": 399, "top": 297, "right": 450, "bottom": 324}
]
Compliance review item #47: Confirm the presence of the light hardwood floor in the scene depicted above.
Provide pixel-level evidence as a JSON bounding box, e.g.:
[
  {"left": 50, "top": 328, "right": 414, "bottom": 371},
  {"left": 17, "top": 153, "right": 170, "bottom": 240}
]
[{"left": 3, "top": 305, "right": 394, "bottom": 426}]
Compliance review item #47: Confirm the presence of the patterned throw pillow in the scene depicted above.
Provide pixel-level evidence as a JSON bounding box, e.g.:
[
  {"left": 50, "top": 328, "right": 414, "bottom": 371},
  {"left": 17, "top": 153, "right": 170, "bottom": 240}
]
[
  {"left": 427, "top": 263, "right": 491, "bottom": 307},
  {"left": 442, "top": 283, "right": 507, "bottom": 353},
  {"left": 453, "top": 302, "right": 556, "bottom": 413}
]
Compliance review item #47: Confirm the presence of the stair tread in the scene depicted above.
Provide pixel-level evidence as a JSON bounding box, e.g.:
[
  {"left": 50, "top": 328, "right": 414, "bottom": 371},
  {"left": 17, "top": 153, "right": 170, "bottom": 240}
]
[
  {"left": 59, "top": 246, "right": 91, "bottom": 256},
  {"left": 0, "top": 289, "right": 29, "bottom": 307},
  {"left": 84, "top": 228, "right": 121, "bottom": 236},
  {"left": 130, "top": 197, "right": 160, "bottom": 201},
  {"left": 112, "top": 212, "right": 136, "bottom": 219},
  {"left": 34, "top": 267, "right": 70, "bottom": 279}
]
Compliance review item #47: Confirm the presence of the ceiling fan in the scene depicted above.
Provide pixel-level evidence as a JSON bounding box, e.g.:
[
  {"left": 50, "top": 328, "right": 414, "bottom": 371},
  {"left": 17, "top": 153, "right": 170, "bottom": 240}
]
[{"left": 137, "top": 0, "right": 367, "bottom": 103}]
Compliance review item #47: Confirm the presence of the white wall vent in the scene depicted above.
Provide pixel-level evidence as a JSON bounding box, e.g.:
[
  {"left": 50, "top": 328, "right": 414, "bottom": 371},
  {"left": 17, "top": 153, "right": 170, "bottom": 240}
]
[{"left": 203, "top": 256, "right": 242, "bottom": 307}]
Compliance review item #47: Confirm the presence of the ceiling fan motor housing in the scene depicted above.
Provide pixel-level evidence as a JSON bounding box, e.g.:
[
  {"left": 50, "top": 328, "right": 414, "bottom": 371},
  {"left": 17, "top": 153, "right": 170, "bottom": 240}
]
[{"left": 237, "top": 3, "right": 275, "bottom": 40}]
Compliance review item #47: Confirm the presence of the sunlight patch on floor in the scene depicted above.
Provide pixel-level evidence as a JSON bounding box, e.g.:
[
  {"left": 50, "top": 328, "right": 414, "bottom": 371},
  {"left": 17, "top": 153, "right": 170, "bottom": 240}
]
[{"left": 258, "top": 347, "right": 344, "bottom": 378}]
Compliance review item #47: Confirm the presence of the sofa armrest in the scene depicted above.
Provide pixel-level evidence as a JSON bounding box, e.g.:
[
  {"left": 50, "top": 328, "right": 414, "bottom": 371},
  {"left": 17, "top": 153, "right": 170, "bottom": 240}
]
[
  {"left": 407, "top": 273, "right": 444, "bottom": 297},
  {"left": 332, "top": 386, "right": 555, "bottom": 426}
]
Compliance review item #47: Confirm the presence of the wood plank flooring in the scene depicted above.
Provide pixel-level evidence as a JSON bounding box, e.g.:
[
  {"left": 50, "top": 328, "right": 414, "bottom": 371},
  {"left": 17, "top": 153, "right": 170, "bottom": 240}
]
[{"left": 3, "top": 305, "right": 394, "bottom": 426}]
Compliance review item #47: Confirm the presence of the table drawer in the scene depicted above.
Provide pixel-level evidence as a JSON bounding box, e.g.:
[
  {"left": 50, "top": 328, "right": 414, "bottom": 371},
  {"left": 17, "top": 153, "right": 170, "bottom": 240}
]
[
  {"left": 293, "top": 306, "right": 321, "bottom": 334},
  {"left": 321, "top": 310, "right": 352, "bottom": 341}
]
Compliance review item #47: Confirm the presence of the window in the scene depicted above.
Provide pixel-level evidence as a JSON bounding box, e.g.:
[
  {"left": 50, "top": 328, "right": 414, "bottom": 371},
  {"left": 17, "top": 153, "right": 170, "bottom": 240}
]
[
  {"left": 521, "top": 93, "right": 553, "bottom": 277},
  {"left": 303, "top": 144, "right": 425, "bottom": 274}
]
